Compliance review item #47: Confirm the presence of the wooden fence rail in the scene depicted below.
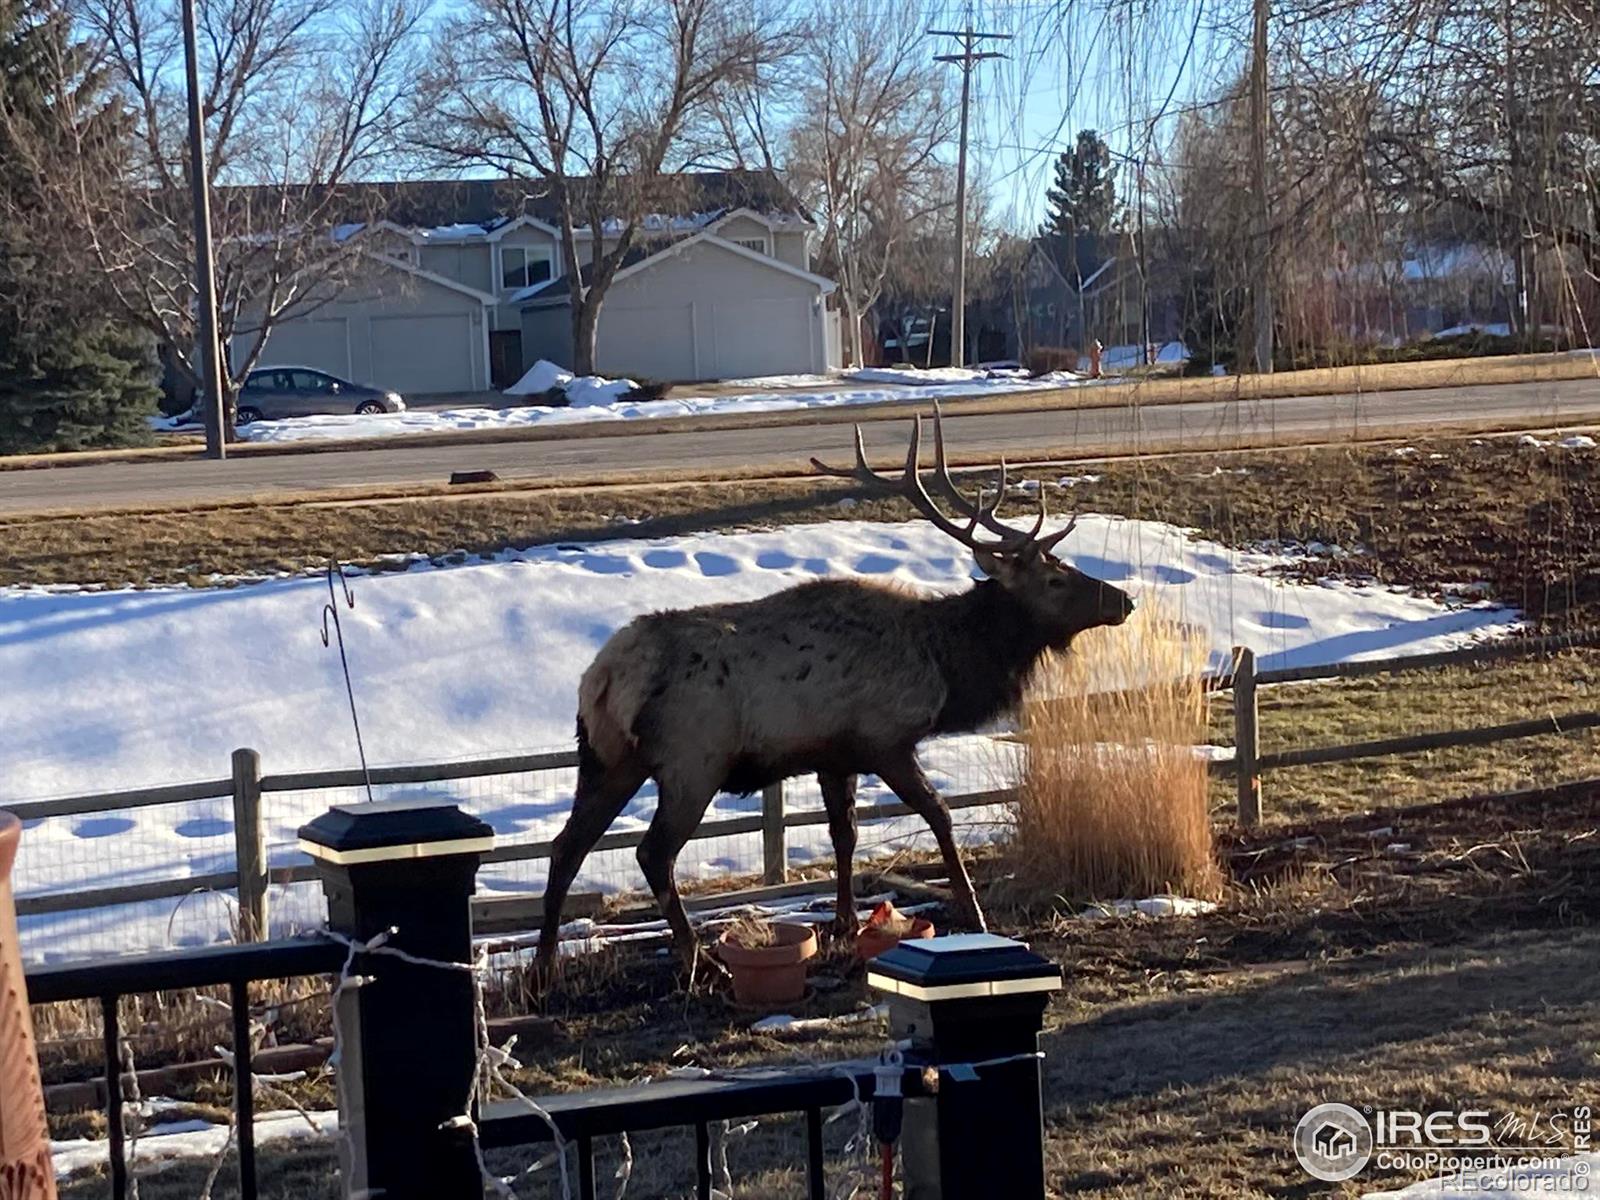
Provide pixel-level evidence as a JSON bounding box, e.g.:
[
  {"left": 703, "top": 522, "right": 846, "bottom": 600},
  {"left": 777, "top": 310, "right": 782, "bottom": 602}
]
[{"left": 9, "top": 627, "right": 1600, "bottom": 938}]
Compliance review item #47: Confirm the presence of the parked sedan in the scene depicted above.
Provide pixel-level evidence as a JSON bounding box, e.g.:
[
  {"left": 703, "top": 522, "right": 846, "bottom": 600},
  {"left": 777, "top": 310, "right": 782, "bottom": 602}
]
[{"left": 235, "top": 367, "right": 406, "bottom": 424}]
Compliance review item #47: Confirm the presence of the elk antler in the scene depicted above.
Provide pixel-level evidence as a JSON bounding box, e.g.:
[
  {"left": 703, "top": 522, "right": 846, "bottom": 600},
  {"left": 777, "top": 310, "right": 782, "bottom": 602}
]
[{"left": 810, "top": 405, "right": 1079, "bottom": 557}]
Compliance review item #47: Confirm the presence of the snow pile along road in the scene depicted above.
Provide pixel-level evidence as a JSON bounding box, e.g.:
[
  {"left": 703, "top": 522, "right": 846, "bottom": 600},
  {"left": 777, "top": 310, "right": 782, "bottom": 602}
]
[
  {"left": 2, "top": 515, "right": 1519, "bottom": 959},
  {"left": 155, "top": 369, "right": 1096, "bottom": 444},
  {"left": 503, "top": 359, "right": 639, "bottom": 405}
]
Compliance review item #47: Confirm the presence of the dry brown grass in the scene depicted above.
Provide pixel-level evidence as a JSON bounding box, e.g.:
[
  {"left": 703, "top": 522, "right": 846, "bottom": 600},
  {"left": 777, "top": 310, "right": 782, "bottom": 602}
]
[
  {"left": 720, "top": 913, "right": 779, "bottom": 949},
  {"left": 1007, "top": 607, "right": 1222, "bottom": 907},
  {"left": 1205, "top": 649, "right": 1600, "bottom": 823}
]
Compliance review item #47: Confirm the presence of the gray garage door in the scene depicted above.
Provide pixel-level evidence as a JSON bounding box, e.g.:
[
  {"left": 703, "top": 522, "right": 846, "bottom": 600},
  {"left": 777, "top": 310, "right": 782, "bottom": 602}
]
[
  {"left": 599, "top": 304, "right": 696, "bottom": 382},
  {"left": 252, "top": 318, "right": 350, "bottom": 378},
  {"left": 369, "top": 314, "right": 476, "bottom": 393},
  {"left": 709, "top": 298, "right": 814, "bottom": 378}
]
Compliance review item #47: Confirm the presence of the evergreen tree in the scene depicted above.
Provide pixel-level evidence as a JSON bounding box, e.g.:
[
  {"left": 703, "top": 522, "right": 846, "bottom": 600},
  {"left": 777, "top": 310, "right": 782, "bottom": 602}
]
[
  {"left": 1042, "top": 128, "right": 1121, "bottom": 240},
  {"left": 1039, "top": 128, "right": 1121, "bottom": 298},
  {"left": 0, "top": 0, "right": 156, "bottom": 453}
]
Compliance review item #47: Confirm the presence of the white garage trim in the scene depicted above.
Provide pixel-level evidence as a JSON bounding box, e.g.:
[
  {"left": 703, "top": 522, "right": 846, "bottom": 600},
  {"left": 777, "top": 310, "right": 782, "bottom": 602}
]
[
  {"left": 485, "top": 214, "right": 565, "bottom": 241},
  {"left": 601, "top": 231, "right": 838, "bottom": 294}
]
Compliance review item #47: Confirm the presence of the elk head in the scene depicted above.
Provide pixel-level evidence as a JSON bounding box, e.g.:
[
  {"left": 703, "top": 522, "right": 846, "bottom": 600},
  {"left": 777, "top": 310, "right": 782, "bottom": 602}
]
[{"left": 812, "top": 406, "right": 1135, "bottom": 648}]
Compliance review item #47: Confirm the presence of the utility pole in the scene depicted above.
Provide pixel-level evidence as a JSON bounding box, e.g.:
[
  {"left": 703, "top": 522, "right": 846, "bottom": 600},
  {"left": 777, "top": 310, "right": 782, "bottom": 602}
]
[
  {"left": 180, "top": 0, "right": 227, "bottom": 458},
  {"left": 931, "top": 27, "right": 1009, "bottom": 369},
  {"left": 1248, "top": 0, "right": 1273, "bottom": 374}
]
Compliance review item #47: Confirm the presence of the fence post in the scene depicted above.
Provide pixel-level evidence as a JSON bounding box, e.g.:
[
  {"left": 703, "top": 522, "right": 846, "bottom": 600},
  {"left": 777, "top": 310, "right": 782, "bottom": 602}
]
[
  {"left": 230, "top": 748, "right": 268, "bottom": 941},
  {"left": 300, "top": 800, "right": 495, "bottom": 1200},
  {"left": 868, "top": 935, "right": 1061, "bottom": 1198},
  {"left": 761, "top": 781, "right": 787, "bottom": 884},
  {"left": 1232, "top": 647, "right": 1262, "bottom": 827},
  {"left": 0, "top": 811, "right": 57, "bottom": 1199}
]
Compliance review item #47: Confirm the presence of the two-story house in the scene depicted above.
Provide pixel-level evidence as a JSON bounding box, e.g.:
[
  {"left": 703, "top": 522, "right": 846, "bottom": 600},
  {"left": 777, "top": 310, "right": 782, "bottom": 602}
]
[{"left": 241, "top": 171, "right": 840, "bottom": 396}]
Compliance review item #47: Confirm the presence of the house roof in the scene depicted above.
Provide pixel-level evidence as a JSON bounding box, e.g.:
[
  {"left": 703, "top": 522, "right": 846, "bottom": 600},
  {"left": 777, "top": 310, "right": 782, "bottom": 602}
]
[
  {"left": 226, "top": 170, "right": 812, "bottom": 240},
  {"left": 517, "top": 232, "right": 836, "bottom": 309},
  {"left": 511, "top": 243, "right": 659, "bottom": 306}
]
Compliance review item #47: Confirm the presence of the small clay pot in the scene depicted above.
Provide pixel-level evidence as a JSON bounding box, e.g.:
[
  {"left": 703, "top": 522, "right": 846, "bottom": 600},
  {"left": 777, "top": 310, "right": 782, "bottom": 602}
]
[
  {"left": 855, "top": 916, "right": 936, "bottom": 962},
  {"left": 717, "top": 922, "right": 818, "bottom": 1006}
]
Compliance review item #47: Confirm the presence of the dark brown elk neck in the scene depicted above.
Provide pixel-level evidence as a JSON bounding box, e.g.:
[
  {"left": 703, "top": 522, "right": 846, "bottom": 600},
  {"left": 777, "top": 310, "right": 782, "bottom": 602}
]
[{"left": 928, "top": 581, "right": 1055, "bottom": 733}]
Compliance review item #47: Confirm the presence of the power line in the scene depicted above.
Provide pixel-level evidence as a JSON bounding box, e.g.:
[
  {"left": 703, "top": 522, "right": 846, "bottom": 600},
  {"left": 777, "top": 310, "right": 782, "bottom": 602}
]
[{"left": 931, "top": 25, "right": 1011, "bottom": 367}]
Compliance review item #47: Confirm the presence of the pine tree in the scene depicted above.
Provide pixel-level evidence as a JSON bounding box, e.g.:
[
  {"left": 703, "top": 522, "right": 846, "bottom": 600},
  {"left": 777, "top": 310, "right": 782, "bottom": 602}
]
[
  {"left": 0, "top": 0, "right": 156, "bottom": 453},
  {"left": 1039, "top": 128, "right": 1121, "bottom": 295},
  {"left": 1042, "top": 129, "right": 1121, "bottom": 240}
]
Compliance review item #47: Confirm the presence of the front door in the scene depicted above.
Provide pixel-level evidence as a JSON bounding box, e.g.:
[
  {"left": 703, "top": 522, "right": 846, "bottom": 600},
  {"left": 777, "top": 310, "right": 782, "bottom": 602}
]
[{"left": 490, "top": 330, "right": 524, "bottom": 390}]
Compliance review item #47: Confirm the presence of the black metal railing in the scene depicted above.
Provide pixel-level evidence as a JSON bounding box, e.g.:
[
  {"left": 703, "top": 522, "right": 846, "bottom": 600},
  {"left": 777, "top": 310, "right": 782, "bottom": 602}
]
[
  {"left": 479, "top": 1066, "right": 896, "bottom": 1200},
  {"left": 21, "top": 800, "right": 1056, "bottom": 1200},
  {"left": 26, "top": 937, "right": 347, "bottom": 1200}
]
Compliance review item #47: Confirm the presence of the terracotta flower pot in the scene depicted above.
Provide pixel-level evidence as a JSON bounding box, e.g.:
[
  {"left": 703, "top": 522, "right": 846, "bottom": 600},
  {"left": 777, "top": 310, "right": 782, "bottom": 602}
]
[
  {"left": 0, "top": 811, "right": 56, "bottom": 1199},
  {"left": 855, "top": 916, "right": 936, "bottom": 962},
  {"left": 717, "top": 922, "right": 817, "bottom": 1006}
]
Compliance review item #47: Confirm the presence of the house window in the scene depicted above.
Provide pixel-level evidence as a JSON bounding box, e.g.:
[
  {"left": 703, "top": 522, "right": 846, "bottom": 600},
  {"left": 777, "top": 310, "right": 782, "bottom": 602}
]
[
  {"left": 501, "top": 246, "right": 553, "bottom": 290},
  {"left": 733, "top": 237, "right": 768, "bottom": 255}
]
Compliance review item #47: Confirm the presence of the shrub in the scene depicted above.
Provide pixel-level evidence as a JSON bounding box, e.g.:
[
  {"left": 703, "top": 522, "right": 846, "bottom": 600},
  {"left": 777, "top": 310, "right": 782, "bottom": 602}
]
[
  {"left": 1006, "top": 605, "right": 1221, "bottom": 907},
  {"left": 623, "top": 380, "right": 668, "bottom": 403},
  {"left": 0, "top": 322, "right": 159, "bottom": 453},
  {"left": 1024, "top": 345, "right": 1081, "bottom": 375}
]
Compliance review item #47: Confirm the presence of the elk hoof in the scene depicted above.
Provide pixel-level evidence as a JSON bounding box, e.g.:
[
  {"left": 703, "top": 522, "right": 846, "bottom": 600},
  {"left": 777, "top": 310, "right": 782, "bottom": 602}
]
[
  {"left": 685, "top": 945, "right": 731, "bottom": 991},
  {"left": 530, "top": 950, "right": 562, "bottom": 995}
]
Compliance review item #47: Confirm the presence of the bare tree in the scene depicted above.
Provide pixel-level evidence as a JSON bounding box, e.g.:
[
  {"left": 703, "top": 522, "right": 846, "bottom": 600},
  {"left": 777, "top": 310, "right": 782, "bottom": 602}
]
[
  {"left": 47, "top": 0, "right": 422, "bottom": 426},
  {"left": 412, "top": 0, "right": 799, "bottom": 376},
  {"left": 781, "top": 0, "right": 956, "bottom": 367}
]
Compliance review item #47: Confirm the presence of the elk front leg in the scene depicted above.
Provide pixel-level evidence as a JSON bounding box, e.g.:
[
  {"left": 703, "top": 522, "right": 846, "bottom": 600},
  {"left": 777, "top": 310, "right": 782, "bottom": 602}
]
[
  {"left": 817, "top": 772, "right": 859, "bottom": 939},
  {"left": 876, "top": 751, "right": 987, "bottom": 932}
]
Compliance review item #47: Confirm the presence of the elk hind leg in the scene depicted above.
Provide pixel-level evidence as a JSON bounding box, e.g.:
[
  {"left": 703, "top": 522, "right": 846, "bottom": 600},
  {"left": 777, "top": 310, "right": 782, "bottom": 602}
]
[
  {"left": 876, "top": 751, "right": 987, "bottom": 932},
  {"left": 817, "top": 772, "right": 860, "bottom": 939},
  {"left": 536, "top": 750, "right": 647, "bottom": 980},
  {"left": 636, "top": 777, "right": 719, "bottom": 976}
]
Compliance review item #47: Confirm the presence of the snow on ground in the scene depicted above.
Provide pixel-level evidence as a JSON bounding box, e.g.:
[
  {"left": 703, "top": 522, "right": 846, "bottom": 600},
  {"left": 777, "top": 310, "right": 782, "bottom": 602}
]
[
  {"left": 717, "top": 372, "right": 839, "bottom": 388},
  {"left": 502, "top": 358, "right": 574, "bottom": 396},
  {"left": 50, "top": 1106, "right": 337, "bottom": 1179},
  {"left": 845, "top": 365, "right": 1077, "bottom": 387},
  {"left": 502, "top": 359, "right": 640, "bottom": 405},
  {"left": 154, "top": 372, "right": 1098, "bottom": 445},
  {"left": 1078, "top": 896, "right": 1218, "bottom": 919},
  {"left": 2, "top": 516, "right": 1520, "bottom": 960}
]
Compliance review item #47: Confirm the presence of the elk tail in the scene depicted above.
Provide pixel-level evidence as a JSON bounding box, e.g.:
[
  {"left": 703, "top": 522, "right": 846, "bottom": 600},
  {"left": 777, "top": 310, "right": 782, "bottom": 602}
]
[{"left": 576, "top": 655, "right": 642, "bottom": 771}]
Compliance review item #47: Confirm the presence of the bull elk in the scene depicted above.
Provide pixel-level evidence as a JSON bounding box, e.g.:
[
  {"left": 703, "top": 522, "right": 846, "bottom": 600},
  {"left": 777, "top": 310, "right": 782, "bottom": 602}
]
[{"left": 536, "top": 408, "right": 1135, "bottom": 978}]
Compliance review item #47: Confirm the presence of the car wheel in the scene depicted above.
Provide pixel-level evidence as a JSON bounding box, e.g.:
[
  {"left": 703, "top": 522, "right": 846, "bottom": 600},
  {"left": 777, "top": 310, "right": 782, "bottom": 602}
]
[
  {"left": 237, "top": 406, "right": 263, "bottom": 425},
  {"left": 355, "top": 401, "right": 387, "bottom": 415}
]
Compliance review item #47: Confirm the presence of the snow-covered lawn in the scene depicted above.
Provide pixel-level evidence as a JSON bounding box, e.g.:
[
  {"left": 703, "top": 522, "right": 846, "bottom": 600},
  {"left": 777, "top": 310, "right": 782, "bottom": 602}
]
[
  {"left": 2, "top": 516, "right": 1518, "bottom": 960},
  {"left": 153, "top": 367, "right": 1094, "bottom": 445}
]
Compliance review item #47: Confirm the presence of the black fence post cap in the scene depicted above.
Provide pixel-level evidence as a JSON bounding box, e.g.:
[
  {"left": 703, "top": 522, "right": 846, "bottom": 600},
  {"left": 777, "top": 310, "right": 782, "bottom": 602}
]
[
  {"left": 865, "top": 933, "right": 1061, "bottom": 1001},
  {"left": 297, "top": 798, "right": 494, "bottom": 865}
]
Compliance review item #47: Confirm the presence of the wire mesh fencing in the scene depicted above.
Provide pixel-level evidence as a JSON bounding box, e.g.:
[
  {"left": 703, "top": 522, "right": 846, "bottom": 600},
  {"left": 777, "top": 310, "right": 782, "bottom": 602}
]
[{"left": 12, "top": 734, "right": 1021, "bottom": 964}]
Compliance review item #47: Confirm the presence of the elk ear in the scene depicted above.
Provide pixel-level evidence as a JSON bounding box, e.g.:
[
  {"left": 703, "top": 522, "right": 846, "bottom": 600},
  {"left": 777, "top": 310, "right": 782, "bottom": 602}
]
[{"left": 972, "top": 546, "right": 1016, "bottom": 584}]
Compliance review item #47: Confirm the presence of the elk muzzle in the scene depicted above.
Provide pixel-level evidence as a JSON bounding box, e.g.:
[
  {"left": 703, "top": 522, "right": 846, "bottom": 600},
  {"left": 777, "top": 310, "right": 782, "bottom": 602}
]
[{"left": 1100, "top": 582, "right": 1136, "bottom": 626}]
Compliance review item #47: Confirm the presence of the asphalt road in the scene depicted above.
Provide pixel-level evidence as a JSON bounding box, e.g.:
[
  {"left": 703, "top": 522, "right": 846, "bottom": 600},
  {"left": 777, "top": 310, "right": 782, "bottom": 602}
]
[{"left": 6, "top": 376, "right": 1600, "bottom": 514}]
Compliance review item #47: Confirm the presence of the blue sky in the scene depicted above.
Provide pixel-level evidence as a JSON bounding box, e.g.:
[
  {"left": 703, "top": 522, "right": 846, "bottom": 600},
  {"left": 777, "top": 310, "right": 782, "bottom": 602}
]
[{"left": 953, "top": 0, "right": 1241, "bottom": 229}]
